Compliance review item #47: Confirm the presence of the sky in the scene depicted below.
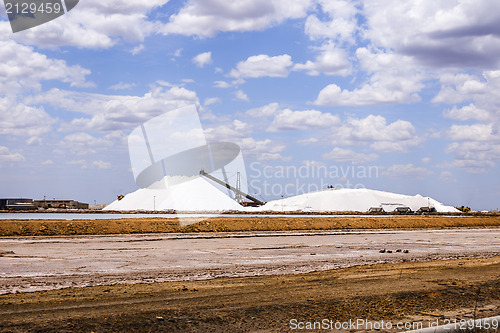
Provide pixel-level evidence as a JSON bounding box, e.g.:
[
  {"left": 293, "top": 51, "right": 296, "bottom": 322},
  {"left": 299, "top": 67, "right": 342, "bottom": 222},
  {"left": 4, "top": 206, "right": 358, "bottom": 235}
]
[{"left": 0, "top": 0, "right": 499, "bottom": 210}]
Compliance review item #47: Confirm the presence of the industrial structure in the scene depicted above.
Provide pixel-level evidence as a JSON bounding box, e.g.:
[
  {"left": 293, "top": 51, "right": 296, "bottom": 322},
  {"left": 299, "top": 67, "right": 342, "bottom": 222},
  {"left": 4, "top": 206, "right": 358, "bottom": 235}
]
[
  {"left": 0, "top": 198, "right": 37, "bottom": 210},
  {"left": 33, "top": 200, "right": 89, "bottom": 209}
]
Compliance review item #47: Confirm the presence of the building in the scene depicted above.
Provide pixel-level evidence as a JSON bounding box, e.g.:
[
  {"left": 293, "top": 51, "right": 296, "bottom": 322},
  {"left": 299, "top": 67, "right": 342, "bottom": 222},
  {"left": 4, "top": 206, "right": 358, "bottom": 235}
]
[
  {"left": 0, "top": 198, "right": 37, "bottom": 210},
  {"left": 33, "top": 200, "right": 89, "bottom": 209}
]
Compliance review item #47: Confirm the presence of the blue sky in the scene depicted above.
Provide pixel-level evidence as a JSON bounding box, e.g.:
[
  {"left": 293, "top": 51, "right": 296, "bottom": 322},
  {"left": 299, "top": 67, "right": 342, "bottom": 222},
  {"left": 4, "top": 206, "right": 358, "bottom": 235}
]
[{"left": 1, "top": 0, "right": 499, "bottom": 210}]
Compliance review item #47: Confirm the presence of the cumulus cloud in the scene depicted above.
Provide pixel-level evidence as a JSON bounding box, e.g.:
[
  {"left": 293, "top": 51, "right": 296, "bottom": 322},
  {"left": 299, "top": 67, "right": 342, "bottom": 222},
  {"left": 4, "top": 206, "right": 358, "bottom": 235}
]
[
  {"left": 234, "top": 90, "right": 250, "bottom": 102},
  {"left": 443, "top": 104, "right": 490, "bottom": 122},
  {"left": 204, "top": 120, "right": 253, "bottom": 142},
  {"left": 204, "top": 97, "right": 221, "bottom": 106},
  {"left": 0, "top": 40, "right": 91, "bottom": 93},
  {"left": 448, "top": 123, "right": 496, "bottom": 142},
  {"left": 68, "top": 159, "right": 112, "bottom": 169},
  {"left": 322, "top": 147, "right": 378, "bottom": 164},
  {"left": 0, "top": 146, "right": 25, "bottom": 163},
  {"left": 0, "top": 98, "right": 56, "bottom": 139},
  {"left": 245, "top": 103, "right": 280, "bottom": 118},
  {"left": 330, "top": 115, "right": 420, "bottom": 152},
  {"left": 10, "top": 0, "right": 168, "bottom": 49},
  {"left": 229, "top": 54, "right": 293, "bottom": 79},
  {"left": 109, "top": 82, "right": 136, "bottom": 90},
  {"left": 60, "top": 132, "right": 114, "bottom": 155},
  {"left": 267, "top": 108, "right": 340, "bottom": 132},
  {"left": 314, "top": 48, "right": 424, "bottom": 106},
  {"left": 192, "top": 52, "right": 213, "bottom": 68},
  {"left": 293, "top": 42, "right": 351, "bottom": 76},
  {"left": 363, "top": 0, "right": 500, "bottom": 68},
  {"left": 160, "top": 0, "right": 313, "bottom": 38},
  {"left": 240, "top": 138, "right": 289, "bottom": 161},
  {"left": 439, "top": 171, "right": 457, "bottom": 182},
  {"left": 27, "top": 85, "right": 200, "bottom": 132},
  {"left": 213, "top": 80, "right": 231, "bottom": 88},
  {"left": 382, "top": 164, "right": 433, "bottom": 179},
  {"left": 304, "top": 0, "right": 359, "bottom": 44}
]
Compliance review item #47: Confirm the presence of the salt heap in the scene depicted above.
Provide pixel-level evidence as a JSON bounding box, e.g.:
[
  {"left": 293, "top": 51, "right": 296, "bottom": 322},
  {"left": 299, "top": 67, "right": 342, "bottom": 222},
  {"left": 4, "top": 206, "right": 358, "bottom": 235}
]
[
  {"left": 104, "top": 177, "right": 242, "bottom": 211},
  {"left": 106, "top": 181, "right": 458, "bottom": 213},
  {"left": 255, "top": 188, "right": 458, "bottom": 213}
]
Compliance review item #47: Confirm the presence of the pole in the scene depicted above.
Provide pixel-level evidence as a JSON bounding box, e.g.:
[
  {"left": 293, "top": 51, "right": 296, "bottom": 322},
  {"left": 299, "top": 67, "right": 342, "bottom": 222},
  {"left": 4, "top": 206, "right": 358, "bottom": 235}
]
[{"left": 153, "top": 195, "right": 156, "bottom": 211}]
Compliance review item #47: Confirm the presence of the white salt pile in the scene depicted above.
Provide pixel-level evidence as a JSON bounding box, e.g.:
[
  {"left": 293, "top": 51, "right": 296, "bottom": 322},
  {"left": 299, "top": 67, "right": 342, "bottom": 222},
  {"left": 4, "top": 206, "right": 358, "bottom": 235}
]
[
  {"left": 254, "top": 188, "right": 458, "bottom": 213},
  {"left": 104, "top": 177, "right": 242, "bottom": 211},
  {"left": 105, "top": 177, "right": 458, "bottom": 213}
]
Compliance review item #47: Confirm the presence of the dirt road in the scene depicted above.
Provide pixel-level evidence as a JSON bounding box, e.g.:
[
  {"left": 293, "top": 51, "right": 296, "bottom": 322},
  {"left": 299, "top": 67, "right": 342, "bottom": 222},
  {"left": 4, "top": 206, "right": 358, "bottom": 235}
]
[
  {"left": 1, "top": 216, "right": 499, "bottom": 332},
  {"left": 1, "top": 215, "right": 500, "bottom": 236},
  {"left": 1, "top": 228, "right": 499, "bottom": 294},
  {"left": 1, "top": 256, "right": 499, "bottom": 332}
]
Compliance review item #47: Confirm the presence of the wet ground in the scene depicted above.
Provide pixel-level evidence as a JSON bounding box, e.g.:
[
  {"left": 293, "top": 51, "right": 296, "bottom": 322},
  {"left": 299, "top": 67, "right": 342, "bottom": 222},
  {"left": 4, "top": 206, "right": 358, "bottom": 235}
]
[{"left": 1, "top": 228, "right": 499, "bottom": 294}]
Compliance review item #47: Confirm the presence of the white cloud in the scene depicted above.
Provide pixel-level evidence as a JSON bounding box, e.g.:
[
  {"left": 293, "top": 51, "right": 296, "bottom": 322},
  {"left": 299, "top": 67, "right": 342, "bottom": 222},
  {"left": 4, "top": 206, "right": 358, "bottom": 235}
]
[
  {"left": 60, "top": 132, "right": 114, "bottom": 155},
  {"left": 240, "top": 138, "right": 289, "bottom": 161},
  {"left": 362, "top": 0, "right": 500, "bottom": 68},
  {"left": 293, "top": 43, "right": 351, "bottom": 76},
  {"left": 330, "top": 115, "right": 420, "bottom": 152},
  {"left": 0, "top": 40, "right": 91, "bottom": 93},
  {"left": 322, "top": 147, "right": 378, "bottom": 164},
  {"left": 192, "top": 52, "right": 213, "bottom": 68},
  {"left": 27, "top": 85, "right": 200, "bottom": 132},
  {"left": 301, "top": 160, "right": 326, "bottom": 167},
  {"left": 304, "top": 0, "right": 359, "bottom": 44},
  {"left": 314, "top": 48, "right": 424, "bottom": 106},
  {"left": 268, "top": 108, "right": 340, "bottom": 132},
  {"left": 382, "top": 164, "right": 433, "bottom": 179},
  {"left": 204, "top": 120, "right": 253, "bottom": 142},
  {"left": 439, "top": 171, "right": 457, "bottom": 182},
  {"left": 204, "top": 97, "right": 221, "bottom": 106},
  {"left": 0, "top": 97, "right": 56, "bottom": 138},
  {"left": 229, "top": 54, "right": 293, "bottom": 79},
  {"left": 443, "top": 104, "right": 490, "bottom": 122},
  {"left": 444, "top": 140, "right": 500, "bottom": 174},
  {"left": 213, "top": 81, "right": 231, "bottom": 88},
  {"left": 109, "top": 82, "right": 136, "bottom": 90},
  {"left": 160, "top": 0, "right": 314, "bottom": 38},
  {"left": 234, "top": 90, "right": 250, "bottom": 102},
  {"left": 297, "top": 137, "right": 319, "bottom": 145},
  {"left": 67, "top": 159, "right": 112, "bottom": 169},
  {"left": 0, "top": 146, "right": 25, "bottom": 162},
  {"left": 11, "top": 0, "right": 169, "bottom": 49},
  {"left": 42, "top": 160, "right": 54, "bottom": 165},
  {"left": 131, "top": 44, "right": 145, "bottom": 55},
  {"left": 245, "top": 103, "right": 280, "bottom": 118},
  {"left": 448, "top": 123, "right": 496, "bottom": 141},
  {"left": 90, "top": 160, "right": 112, "bottom": 169}
]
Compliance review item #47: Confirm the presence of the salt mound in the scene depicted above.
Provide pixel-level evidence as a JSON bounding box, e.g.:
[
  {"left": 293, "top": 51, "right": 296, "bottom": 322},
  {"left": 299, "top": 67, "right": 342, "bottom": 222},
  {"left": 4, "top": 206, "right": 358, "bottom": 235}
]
[
  {"left": 105, "top": 178, "right": 458, "bottom": 213},
  {"left": 104, "top": 177, "right": 242, "bottom": 211},
  {"left": 255, "top": 188, "right": 458, "bottom": 213}
]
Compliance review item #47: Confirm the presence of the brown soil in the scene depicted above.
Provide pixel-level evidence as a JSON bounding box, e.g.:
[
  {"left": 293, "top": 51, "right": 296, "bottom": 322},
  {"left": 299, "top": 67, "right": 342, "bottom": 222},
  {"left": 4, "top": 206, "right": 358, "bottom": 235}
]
[
  {"left": 1, "top": 215, "right": 500, "bottom": 236},
  {"left": 1, "top": 256, "right": 499, "bottom": 332}
]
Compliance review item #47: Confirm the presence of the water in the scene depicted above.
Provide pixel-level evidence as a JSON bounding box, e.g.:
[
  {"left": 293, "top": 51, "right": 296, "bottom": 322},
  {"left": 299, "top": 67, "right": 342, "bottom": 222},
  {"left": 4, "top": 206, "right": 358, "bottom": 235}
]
[{"left": 0, "top": 213, "right": 389, "bottom": 220}]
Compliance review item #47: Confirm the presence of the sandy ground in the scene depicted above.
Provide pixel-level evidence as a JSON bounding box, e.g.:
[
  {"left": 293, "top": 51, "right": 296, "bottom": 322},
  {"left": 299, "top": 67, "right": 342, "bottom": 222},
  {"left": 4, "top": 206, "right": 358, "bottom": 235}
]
[
  {"left": 1, "top": 228, "right": 499, "bottom": 294},
  {"left": 1, "top": 257, "right": 499, "bottom": 332},
  {"left": 1, "top": 215, "right": 500, "bottom": 236},
  {"left": 1, "top": 216, "right": 499, "bottom": 332}
]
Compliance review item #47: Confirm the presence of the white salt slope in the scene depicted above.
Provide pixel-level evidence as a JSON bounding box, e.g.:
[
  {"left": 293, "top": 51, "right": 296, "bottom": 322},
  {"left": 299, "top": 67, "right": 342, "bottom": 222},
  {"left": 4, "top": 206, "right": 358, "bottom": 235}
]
[
  {"left": 104, "top": 177, "right": 242, "bottom": 211},
  {"left": 255, "top": 188, "right": 459, "bottom": 213}
]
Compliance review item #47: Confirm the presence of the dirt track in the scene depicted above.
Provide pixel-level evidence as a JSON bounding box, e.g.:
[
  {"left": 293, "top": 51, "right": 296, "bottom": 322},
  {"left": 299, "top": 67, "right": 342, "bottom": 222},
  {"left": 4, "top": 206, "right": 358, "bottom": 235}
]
[
  {"left": 1, "top": 256, "right": 499, "bottom": 332},
  {"left": 1, "top": 215, "right": 500, "bottom": 236},
  {"left": 1, "top": 216, "right": 499, "bottom": 332}
]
